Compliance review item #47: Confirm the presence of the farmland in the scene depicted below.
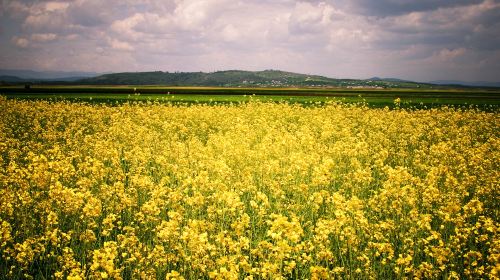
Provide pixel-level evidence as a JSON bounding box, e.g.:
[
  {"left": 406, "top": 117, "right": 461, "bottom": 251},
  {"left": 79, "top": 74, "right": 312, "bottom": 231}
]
[
  {"left": 0, "top": 94, "right": 498, "bottom": 279},
  {"left": 2, "top": 85, "right": 500, "bottom": 108}
]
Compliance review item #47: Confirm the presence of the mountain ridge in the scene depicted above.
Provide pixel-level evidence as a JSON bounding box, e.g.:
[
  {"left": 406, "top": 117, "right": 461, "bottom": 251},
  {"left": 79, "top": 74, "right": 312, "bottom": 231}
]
[
  {"left": 74, "top": 70, "right": 437, "bottom": 89},
  {"left": 0, "top": 69, "right": 100, "bottom": 80},
  {"left": 1, "top": 69, "right": 499, "bottom": 89},
  {"left": 429, "top": 80, "right": 500, "bottom": 88}
]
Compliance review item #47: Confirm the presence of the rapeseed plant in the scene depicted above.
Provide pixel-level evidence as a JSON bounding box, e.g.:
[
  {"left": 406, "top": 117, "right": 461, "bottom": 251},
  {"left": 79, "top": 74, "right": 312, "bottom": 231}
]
[{"left": 0, "top": 96, "right": 498, "bottom": 279}]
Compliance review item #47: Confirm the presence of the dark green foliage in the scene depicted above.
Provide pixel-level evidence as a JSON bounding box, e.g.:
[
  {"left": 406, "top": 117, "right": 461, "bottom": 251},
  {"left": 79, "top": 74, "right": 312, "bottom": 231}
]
[{"left": 73, "top": 70, "right": 454, "bottom": 89}]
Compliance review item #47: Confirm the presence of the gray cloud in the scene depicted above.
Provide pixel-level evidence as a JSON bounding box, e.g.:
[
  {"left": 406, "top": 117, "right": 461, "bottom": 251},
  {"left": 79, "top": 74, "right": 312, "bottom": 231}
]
[
  {"left": 66, "top": 1, "right": 115, "bottom": 27},
  {"left": 0, "top": 0, "right": 499, "bottom": 82},
  {"left": 373, "top": 1, "right": 500, "bottom": 52},
  {"left": 338, "top": 0, "right": 485, "bottom": 17}
]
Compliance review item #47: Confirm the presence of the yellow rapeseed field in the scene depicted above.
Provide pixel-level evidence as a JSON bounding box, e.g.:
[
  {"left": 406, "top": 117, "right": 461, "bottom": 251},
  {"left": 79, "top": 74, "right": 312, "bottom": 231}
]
[{"left": 0, "top": 96, "right": 498, "bottom": 279}]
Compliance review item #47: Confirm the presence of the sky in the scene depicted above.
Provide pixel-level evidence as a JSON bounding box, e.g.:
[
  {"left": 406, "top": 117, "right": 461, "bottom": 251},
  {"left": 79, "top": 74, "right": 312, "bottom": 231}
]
[{"left": 1, "top": 0, "right": 500, "bottom": 82}]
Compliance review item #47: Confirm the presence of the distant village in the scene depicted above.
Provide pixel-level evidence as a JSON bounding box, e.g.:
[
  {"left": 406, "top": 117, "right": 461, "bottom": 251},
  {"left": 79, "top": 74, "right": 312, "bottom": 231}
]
[{"left": 232, "top": 78, "right": 388, "bottom": 89}]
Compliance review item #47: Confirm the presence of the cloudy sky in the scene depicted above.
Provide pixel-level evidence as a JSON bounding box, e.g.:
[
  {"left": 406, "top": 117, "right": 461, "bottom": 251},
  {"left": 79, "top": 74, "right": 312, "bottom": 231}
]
[{"left": 1, "top": 0, "right": 500, "bottom": 82}]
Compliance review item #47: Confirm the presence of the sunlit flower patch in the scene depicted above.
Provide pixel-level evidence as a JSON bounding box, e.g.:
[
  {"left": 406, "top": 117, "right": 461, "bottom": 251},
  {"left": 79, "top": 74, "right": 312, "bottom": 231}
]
[{"left": 0, "top": 97, "right": 498, "bottom": 279}]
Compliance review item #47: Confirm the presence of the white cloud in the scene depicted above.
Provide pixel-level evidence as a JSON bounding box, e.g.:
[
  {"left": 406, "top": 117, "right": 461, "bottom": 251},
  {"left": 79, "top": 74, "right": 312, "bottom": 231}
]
[
  {"left": 65, "top": 34, "right": 80, "bottom": 41},
  {"left": 221, "top": 24, "right": 240, "bottom": 42},
  {"left": 31, "top": 33, "right": 57, "bottom": 42},
  {"left": 22, "top": 4, "right": 70, "bottom": 33},
  {"left": 132, "top": 13, "right": 173, "bottom": 34},
  {"left": 172, "top": 0, "right": 230, "bottom": 31},
  {"left": 11, "top": 36, "right": 29, "bottom": 48},
  {"left": 289, "top": 2, "right": 334, "bottom": 34},
  {"left": 110, "top": 13, "right": 145, "bottom": 40},
  {"left": 43, "top": 2, "right": 70, "bottom": 12},
  {"left": 108, "top": 38, "right": 134, "bottom": 51}
]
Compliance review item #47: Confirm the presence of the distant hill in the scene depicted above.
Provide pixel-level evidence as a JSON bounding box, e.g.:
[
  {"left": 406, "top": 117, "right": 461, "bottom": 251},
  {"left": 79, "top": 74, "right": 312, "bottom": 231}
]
[
  {"left": 2, "top": 69, "right": 498, "bottom": 89},
  {"left": 0, "top": 69, "right": 100, "bottom": 82},
  {"left": 78, "top": 70, "right": 344, "bottom": 87},
  {"left": 0, "top": 75, "right": 28, "bottom": 82},
  {"left": 429, "top": 80, "right": 500, "bottom": 88},
  {"left": 77, "top": 70, "right": 443, "bottom": 89},
  {"left": 0, "top": 75, "right": 92, "bottom": 83},
  {"left": 369, "top": 77, "right": 412, "bottom": 83}
]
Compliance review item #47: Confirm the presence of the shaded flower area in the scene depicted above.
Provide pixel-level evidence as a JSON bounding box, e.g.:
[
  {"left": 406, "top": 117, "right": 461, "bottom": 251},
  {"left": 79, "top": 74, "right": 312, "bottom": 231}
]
[{"left": 0, "top": 97, "right": 498, "bottom": 279}]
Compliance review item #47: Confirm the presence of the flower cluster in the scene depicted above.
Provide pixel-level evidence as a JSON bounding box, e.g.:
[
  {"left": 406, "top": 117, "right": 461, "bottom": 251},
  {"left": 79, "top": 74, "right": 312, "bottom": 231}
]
[{"left": 0, "top": 96, "right": 498, "bottom": 279}]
